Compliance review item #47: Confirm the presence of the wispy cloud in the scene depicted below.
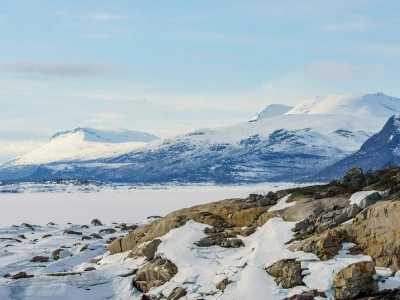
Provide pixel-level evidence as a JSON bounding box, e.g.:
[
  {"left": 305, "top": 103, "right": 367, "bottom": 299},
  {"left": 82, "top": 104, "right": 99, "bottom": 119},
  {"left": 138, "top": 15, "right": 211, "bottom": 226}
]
[
  {"left": 319, "top": 21, "right": 377, "bottom": 32},
  {"left": 54, "top": 11, "right": 129, "bottom": 20},
  {"left": 0, "top": 60, "right": 123, "bottom": 78},
  {"left": 182, "top": 13, "right": 211, "bottom": 22}
]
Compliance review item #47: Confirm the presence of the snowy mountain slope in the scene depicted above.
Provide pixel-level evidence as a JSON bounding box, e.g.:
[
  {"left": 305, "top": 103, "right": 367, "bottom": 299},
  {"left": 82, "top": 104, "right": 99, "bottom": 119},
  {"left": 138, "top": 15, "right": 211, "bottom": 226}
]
[
  {"left": 286, "top": 92, "right": 400, "bottom": 118},
  {"left": 50, "top": 127, "right": 158, "bottom": 143},
  {"left": 250, "top": 104, "right": 293, "bottom": 121},
  {"left": 3, "top": 127, "right": 159, "bottom": 168},
  {"left": 317, "top": 115, "right": 400, "bottom": 179},
  {"left": 2, "top": 93, "right": 400, "bottom": 184},
  {"left": 6, "top": 114, "right": 384, "bottom": 184}
]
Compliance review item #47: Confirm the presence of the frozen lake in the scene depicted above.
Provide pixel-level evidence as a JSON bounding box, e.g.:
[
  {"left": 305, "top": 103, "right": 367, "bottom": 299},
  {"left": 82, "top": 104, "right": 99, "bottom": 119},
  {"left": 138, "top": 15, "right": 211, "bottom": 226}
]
[{"left": 0, "top": 184, "right": 303, "bottom": 227}]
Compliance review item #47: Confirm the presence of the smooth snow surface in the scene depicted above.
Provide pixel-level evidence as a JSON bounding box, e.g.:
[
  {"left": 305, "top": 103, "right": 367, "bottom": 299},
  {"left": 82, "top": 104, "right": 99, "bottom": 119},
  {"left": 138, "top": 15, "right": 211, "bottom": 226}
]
[
  {"left": 4, "top": 127, "right": 159, "bottom": 167},
  {"left": 286, "top": 93, "right": 400, "bottom": 119},
  {"left": 349, "top": 190, "right": 379, "bottom": 205},
  {"left": 0, "top": 185, "right": 302, "bottom": 227},
  {"left": 250, "top": 104, "right": 294, "bottom": 121},
  {"left": 268, "top": 194, "right": 295, "bottom": 212}
]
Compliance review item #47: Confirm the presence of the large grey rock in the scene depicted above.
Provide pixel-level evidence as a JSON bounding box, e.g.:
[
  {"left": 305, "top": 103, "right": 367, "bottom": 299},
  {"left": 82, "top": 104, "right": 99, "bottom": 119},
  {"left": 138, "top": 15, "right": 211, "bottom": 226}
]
[
  {"left": 30, "top": 256, "right": 49, "bottom": 263},
  {"left": 333, "top": 261, "right": 378, "bottom": 299},
  {"left": 360, "top": 192, "right": 382, "bottom": 209},
  {"left": 133, "top": 258, "right": 178, "bottom": 293},
  {"left": 91, "top": 219, "right": 103, "bottom": 226},
  {"left": 12, "top": 272, "right": 33, "bottom": 280},
  {"left": 167, "top": 287, "right": 187, "bottom": 300},
  {"left": 266, "top": 191, "right": 279, "bottom": 201},
  {"left": 266, "top": 259, "right": 303, "bottom": 288},
  {"left": 346, "top": 204, "right": 361, "bottom": 218},
  {"left": 258, "top": 197, "right": 271, "bottom": 207},
  {"left": 293, "top": 220, "right": 309, "bottom": 232},
  {"left": 197, "top": 237, "right": 215, "bottom": 247},
  {"left": 142, "top": 239, "right": 162, "bottom": 260},
  {"left": 334, "top": 212, "right": 349, "bottom": 224},
  {"left": 341, "top": 168, "right": 365, "bottom": 189}
]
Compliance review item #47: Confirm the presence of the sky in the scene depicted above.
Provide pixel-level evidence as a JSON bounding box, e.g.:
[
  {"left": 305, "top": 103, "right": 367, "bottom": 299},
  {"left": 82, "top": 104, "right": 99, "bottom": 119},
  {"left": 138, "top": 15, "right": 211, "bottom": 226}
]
[{"left": 1, "top": 0, "right": 400, "bottom": 163}]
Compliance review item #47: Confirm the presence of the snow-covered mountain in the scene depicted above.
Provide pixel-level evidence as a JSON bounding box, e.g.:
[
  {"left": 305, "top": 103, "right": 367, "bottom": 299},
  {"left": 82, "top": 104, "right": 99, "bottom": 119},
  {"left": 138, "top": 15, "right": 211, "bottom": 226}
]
[
  {"left": 1, "top": 93, "right": 399, "bottom": 183},
  {"left": 0, "top": 127, "right": 159, "bottom": 181},
  {"left": 250, "top": 104, "right": 293, "bottom": 121},
  {"left": 317, "top": 115, "right": 400, "bottom": 179},
  {"left": 286, "top": 92, "right": 400, "bottom": 118}
]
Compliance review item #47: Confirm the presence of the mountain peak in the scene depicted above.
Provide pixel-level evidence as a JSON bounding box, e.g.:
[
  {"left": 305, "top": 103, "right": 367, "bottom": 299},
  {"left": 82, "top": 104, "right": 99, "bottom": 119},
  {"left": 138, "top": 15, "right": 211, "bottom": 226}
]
[
  {"left": 50, "top": 127, "right": 159, "bottom": 143},
  {"left": 286, "top": 92, "right": 400, "bottom": 118},
  {"left": 250, "top": 104, "right": 294, "bottom": 121}
]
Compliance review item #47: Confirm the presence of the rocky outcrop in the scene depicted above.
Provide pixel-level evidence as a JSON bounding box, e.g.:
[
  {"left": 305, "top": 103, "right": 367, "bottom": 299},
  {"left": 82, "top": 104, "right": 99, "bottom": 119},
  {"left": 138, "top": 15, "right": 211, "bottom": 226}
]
[
  {"left": 167, "top": 287, "right": 187, "bottom": 300},
  {"left": 133, "top": 258, "right": 178, "bottom": 293},
  {"left": 62, "top": 230, "right": 82, "bottom": 235},
  {"left": 333, "top": 261, "right": 378, "bottom": 299},
  {"left": 266, "top": 259, "right": 303, "bottom": 288},
  {"left": 359, "top": 191, "right": 382, "bottom": 209},
  {"left": 216, "top": 278, "right": 232, "bottom": 291},
  {"left": 288, "top": 228, "right": 349, "bottom": 261},
  {"left": 341, "top": 168, "right": 366, "bottom": 189},
  {"left": 142, "top": 239, "right": 162, "bottom": 260},
  {"left": 108, "top": 198, "right": 270, "bottom": 254},
  {"left": 348, "top": 199, "right": 400, "bottom": 270}
]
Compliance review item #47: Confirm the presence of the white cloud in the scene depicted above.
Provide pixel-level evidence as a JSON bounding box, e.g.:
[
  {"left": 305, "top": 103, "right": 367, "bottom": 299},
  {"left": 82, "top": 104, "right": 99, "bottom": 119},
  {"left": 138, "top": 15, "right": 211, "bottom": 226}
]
[
  {"left": 320, "top": 21, "right": 377, "bottom": 32},
  {"left": 0, "top": 60, "right": 122, "bottom": 77},
  {"left": 54, "top": 11, "right": 128, "bottom": 20},
  {"left": 0, "top": 141, "right": 45, "bottom": 156}
]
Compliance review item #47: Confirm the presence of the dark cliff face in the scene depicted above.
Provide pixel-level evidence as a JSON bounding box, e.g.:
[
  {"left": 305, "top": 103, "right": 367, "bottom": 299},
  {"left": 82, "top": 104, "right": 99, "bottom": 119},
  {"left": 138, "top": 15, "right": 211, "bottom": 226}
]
[{"left": 317, "top": 115, "right": 400, "bottom": 180}]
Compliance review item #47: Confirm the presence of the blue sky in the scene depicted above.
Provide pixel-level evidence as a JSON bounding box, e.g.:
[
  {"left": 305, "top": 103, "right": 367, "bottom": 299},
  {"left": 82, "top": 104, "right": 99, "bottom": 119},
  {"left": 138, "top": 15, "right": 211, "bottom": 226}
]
[{"left": 1, "top": 0, "right": 400, "bottom": 162}]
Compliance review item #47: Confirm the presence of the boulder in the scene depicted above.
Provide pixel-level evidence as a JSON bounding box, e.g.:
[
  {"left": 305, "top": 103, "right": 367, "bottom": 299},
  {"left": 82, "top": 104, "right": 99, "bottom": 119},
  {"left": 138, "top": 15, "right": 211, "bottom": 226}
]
[
  {"left": 216, "top": 278, "right": 232, "bottom": 291},
  {"left": 84, "top": 267, "right": 96, "bottom": 272},
  {"left": 167, "top": 287, "right": 187, "bottom": 300},
  {"left": 81, "top": 225, "right": 89, "bottom": 229},
  {"left": 293, "top": 220, "right": 309, "bottom": 232},
  {"left": 81, "top": 236, "right": 92, "bottom": 240},
  {"left": 346, "top": 204, "right": 361, "bottom": 218},
  {"left": 63, "top": 230, "right": 82, "bottom": 235},
  {"left": 341, "top": 168, "right": 365, "bottom": 189},
  {"left": 266, "top": 191, "right": 279, "bottom": 201},
  {"left": 30, "top": 256, "right": 49, "bottom": 263},
  {"left": 220, "top": 238, "right": 243, "bottom": 248},
  {"left": 266, "top": 259, "right": 303, "bottom": 288},
  {"left": 333, "top": 261, "right": 378, "bottom": 299},
  {"left": 283, "top": 296, "right": 314, "bottom": 300},
  {"left": 142, "top": 239, "right": 162, "bottom": 260},
  {"left": 18, "top": 234, "right": 26, "bottom": 239},
  {"left": 12, "top": 272, "right": 31, "bottom": 280},
  {"left": 242, "top": 227, "right": 256, "bottom": 237},
  {"left": 197, "top": 237, "right": 215, "bottom": 247},
  {"left": 22, "top": 223, "right": 34, "bottom": 230},
  {"left": 90, "top": 233, "right": 103, "bottom": 239},
  {"left": 99, "top": 228, "right": 117, "bottom": 234},
  {"left": 91, "top": 219, "right": 102, "bottom": 226},
  {"left": 52, "top": 248, "right": 70, "bottom": 261},
  {"left": 360, "top": 192, "right": 382, "bottom": 209},
  {"left": 133, "top": 258, "right": 178, "bottom": 293},
  {"left": 46, "top": 222, "right": 55, "bottom": 226},
  {"left": 258, "top": 197, "right": 271, "bottom": 207},
  {"left": 334, "top": 212, "right": 350, "bottom": 224},
  {"left": 42, "top": 234, "right": 52, "bottom": 239}
]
